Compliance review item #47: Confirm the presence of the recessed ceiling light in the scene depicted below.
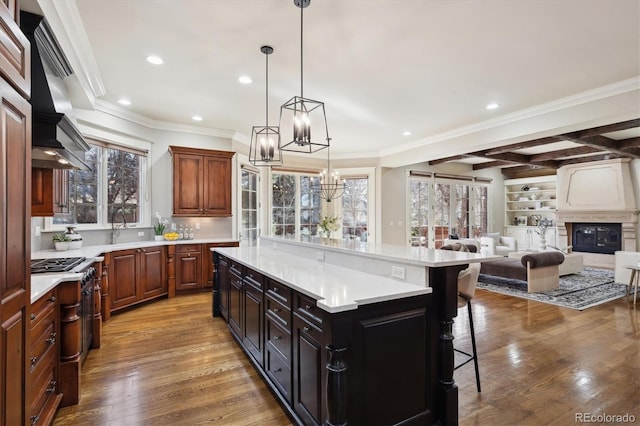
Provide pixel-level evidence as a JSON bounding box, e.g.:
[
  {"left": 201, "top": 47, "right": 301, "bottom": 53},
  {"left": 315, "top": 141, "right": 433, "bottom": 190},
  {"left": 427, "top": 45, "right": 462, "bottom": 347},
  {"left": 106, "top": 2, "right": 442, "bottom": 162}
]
[
  {"left": 486, "top": 102, "right": 500, "bottom": 110},
  {"left": 402, "top": 131, "right": 412, "bottom": 136},
  {"left": 58, "top": 158, "right": 69, "bottom": 165},
  {"left": 146, "top": 55, "right": 164, "bottom": 65},
  {"left": 238, "top": 75, "right": 252, "bottom": 84},
  {"left": 118, "top": 98, "right": 131, "bottom": 106},
  {"left": 44, "top": 150, "right": 56, "bottom": 156},
  {"left": 192, "top": 115, "right": 203, "bottom": 121}
]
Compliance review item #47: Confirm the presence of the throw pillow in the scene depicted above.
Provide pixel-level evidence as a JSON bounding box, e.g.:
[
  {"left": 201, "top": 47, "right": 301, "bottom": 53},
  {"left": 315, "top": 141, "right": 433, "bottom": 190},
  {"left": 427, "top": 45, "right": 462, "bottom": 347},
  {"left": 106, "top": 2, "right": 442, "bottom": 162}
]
[{"left": 486, "top": 232, "right": 500, "bottom": 246}]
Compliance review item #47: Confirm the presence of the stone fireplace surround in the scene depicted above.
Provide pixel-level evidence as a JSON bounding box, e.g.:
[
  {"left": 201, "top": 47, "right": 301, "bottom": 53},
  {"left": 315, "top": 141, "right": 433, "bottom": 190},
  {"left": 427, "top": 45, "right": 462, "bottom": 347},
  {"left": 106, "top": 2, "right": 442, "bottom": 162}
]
[{"left": 555, "top": 158, "right": 639, "bottom": 269}]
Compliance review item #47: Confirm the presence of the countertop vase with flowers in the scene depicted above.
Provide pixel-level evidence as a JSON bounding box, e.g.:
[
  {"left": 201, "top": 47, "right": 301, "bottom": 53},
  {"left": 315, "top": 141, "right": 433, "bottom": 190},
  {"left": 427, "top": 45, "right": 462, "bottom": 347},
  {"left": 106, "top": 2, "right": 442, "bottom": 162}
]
[
  {"left": 319, "top": 216, "right": 340, "bottom": 240},
  {"left": 153, "top": 212, "right": 169, "bottom": 241}
]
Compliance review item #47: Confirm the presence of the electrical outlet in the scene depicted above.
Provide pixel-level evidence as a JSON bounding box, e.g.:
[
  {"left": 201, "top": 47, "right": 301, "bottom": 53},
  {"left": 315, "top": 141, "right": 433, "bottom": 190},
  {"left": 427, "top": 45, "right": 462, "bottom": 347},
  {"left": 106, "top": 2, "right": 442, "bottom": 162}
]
[
  {"left": 35, "top": 225, "right": 41, "bottom": 237},
  {"left": 391, "top": 265, "right": 406, "bottom": 280},
  {"left": 195, "top": 223, "right": 200, "bottom": 230},
  {"left": 316, "top": 251, "right": 325, "bottom": 261},
  {"left": 138, "top": 231, "right": 145, "bottom": 237}
]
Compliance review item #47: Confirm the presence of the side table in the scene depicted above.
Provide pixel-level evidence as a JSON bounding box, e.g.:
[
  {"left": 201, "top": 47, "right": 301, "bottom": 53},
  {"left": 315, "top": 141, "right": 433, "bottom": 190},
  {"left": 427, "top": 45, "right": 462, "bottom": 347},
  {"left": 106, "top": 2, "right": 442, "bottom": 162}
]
[{"left": 624, "top": 265, "right": 640, "bottom": 305}]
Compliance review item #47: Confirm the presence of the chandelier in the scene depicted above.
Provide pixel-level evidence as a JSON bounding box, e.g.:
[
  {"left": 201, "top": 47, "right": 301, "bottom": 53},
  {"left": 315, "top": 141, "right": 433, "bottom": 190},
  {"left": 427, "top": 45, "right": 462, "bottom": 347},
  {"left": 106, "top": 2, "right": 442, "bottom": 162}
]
[
  {"left": 312, "top": 144, "right": 345, "bottom": 202},
  {"left": 249, "top": 45, "right": 283, "bottom": 166},
  {"left": 279, "top": 0, "right": 330, "bottom": 154}
]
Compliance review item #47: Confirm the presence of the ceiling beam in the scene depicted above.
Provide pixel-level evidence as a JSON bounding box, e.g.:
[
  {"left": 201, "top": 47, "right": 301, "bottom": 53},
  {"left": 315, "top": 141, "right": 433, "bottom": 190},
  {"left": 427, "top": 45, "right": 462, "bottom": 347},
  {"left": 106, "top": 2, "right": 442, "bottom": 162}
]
[
  {"left": 529, "top": 146, "right": 602, "bottom": 161},
  {"left": 617, "top": 136, "right": 640, "bottom": 150},
  {"left": 482, "top": 136, "right": 560, "bottom": 156},
  {"left": 558, "top": 153, "right": 623, "bottom": 167},
  {"left": 558, "top": 134, "right": 640, "bottom": 158},
  {"left": 573, "top": 118, "right": 640, "bottom": 137},
  {"left": 472, "top": 160, "right": 513, "bottom": 170},
  {"left": 501, "top": 165, "right": 556, "bottom": 179}
]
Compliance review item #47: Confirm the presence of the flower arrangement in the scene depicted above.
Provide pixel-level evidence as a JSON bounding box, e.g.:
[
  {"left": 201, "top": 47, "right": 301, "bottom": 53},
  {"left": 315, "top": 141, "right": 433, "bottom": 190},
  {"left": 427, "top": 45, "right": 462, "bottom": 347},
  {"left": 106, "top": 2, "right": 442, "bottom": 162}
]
[
  {"left": 534, "top": 218, "right": 553, "bottom": 237},
  {"left": 153, "top": 212, "right": 169, "bottom": 236},
  {"left": 319, "top": 216, "right": 340, "bottom": 236}
]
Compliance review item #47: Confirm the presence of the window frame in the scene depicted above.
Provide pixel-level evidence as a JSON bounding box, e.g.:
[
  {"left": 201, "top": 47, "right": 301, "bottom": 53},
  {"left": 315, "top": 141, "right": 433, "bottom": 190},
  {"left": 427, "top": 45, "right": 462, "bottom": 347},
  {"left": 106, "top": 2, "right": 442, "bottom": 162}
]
[{"left": 332, "top": 167, "right": 376, "bottom": 243}]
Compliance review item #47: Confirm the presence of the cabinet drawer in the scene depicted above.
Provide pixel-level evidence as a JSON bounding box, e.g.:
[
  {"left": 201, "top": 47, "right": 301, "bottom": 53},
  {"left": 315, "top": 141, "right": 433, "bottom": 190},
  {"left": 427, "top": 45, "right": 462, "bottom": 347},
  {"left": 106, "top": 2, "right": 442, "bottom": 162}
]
[
  {"left": 266, "top": 296, "right": 291, "bottom": 328},
  {"left": 244, "top": 269, "right": 263, "bottom": 289},
  {"left": 266, "top": 316, "right": 292, "bottom": 364},
  {"left": 176, "top": 244, "right": 202, "bottom": 253},
  {"left": 267, "top": 279, "right": 292, "bottom": 307},
  {"left": 295, "top": 314, "right": 324, "bottom": 344},
  {"left": 29, "top": 361, "right": 57, "bottom": 424},
  {"left": 295, "top": 294, "right": 323, "bottom": 327},
  {"left": 30, "top": 290, "right": 56, "bottom": 326},
  {"left": 229, "top": 259, "right": 243, "bottom": 276},
  {"left": 30, "top": 315, "right": 56, "bottom": 374},
  {"left": 266, "top": 347, "right": 292, "bottom": 403}
]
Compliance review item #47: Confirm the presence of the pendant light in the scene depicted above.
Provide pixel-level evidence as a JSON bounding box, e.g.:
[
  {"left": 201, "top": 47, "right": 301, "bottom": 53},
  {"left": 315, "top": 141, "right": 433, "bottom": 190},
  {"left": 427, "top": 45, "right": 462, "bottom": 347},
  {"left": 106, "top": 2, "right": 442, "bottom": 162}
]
[
  {"left": 312, "top": 143, "right": 345, "bottom": 202},
  {"left": 249, "top": 45, "right": 283, "bottom": 166},
  {"left": 279, "top": 0, "right": 330, "bottom": 154}
]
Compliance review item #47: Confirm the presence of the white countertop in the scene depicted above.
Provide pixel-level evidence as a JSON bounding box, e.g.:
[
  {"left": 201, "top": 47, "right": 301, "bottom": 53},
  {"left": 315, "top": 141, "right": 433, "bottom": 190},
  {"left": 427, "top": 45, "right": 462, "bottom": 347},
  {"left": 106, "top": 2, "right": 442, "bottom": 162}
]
[
  {"left": 30, "top": 238, "right": 238, "bottom": 304},
  {"left": 260, "top": 236, "right": 493, "bottom": 267},
  {"left": 214, "top": 245, "right": 432, "bottom": 313}
]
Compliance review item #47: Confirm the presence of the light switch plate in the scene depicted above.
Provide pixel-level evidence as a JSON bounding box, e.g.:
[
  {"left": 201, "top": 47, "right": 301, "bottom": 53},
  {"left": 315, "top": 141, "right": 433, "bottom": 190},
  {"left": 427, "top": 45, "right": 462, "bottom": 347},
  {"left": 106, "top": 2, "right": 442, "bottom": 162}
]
[
  {"left": 138, "top": 231, "right": 145, "bottom": 237},
  {"left": 316, "top": 251, "right": 325, "bottom": 261}
]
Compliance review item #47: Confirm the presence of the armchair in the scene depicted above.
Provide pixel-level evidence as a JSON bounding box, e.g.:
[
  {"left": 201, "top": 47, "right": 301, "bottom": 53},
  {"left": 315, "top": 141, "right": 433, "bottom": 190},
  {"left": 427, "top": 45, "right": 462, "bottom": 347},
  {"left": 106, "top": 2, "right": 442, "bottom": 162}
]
[{"left": 480, "top": 233, "right": 518, "bottom": 257}]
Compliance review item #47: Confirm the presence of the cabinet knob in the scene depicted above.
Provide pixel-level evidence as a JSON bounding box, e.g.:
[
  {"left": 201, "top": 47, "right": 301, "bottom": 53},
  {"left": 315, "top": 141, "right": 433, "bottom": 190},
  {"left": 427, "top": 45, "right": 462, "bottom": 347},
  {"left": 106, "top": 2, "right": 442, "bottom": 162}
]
[
  {"left": 46, "top": 380, "right": 57, "bottom": 393},
  {"left": 303, "top": 326, "right": 310, "bottom": 332},
  {"left": 46, "top": 332, "right": 57, "bottom": 345},
  {"left": 272, "top": 307, "right": 280, "bottom": 313},
  {"left": 30, "top": 414, "right": 39, "bottom": 425},
  {"left": 304, "top": 304, "right": 311, "bottom": 310},
  {"left": 30, "top": 313, "right": 36, "bottom": 320},
  {"left": 30, "top": 356, "right": 37, "bottom": 367},
  {"left": 273, "top": 335, "right": 281, "bottom": 341},
  {"left": 49, "top": 296, "right": 56, "bottom": 303},
  {"left": 272, "top": 286, "right": 279, "bottom": 293}
]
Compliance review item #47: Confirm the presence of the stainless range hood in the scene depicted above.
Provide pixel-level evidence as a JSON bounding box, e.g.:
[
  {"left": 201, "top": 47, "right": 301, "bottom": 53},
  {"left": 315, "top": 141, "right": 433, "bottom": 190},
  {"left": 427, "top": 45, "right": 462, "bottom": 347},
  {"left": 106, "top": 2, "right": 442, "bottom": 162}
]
[{"left": 21, "top": 11, "right": 91, "bottom": 170}]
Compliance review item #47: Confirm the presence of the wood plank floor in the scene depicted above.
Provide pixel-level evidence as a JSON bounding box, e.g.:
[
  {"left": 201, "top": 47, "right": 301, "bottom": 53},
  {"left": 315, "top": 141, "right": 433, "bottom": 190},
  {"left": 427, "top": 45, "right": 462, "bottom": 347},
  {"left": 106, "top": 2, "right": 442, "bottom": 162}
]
[{"left": 53, "top": 289, "right": 640, "bottom": 425}]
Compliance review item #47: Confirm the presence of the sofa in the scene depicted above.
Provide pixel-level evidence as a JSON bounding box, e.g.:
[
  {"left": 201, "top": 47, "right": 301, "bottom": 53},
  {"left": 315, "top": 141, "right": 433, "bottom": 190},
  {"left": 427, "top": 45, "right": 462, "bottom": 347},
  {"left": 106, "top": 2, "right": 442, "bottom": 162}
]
[
  {"left": 443, "top": 238, "right": 481, "bottom": 253},
  {"left": 480, "top": 251, "right": 565, "bottom": 293},
  {"left": 479, "top": 233, "right": 518, "bottom": 257}
]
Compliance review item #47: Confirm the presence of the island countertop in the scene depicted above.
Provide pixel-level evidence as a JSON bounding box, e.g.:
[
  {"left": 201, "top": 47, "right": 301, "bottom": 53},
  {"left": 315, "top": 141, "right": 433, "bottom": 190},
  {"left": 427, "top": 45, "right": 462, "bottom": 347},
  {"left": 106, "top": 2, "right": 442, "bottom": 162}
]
[{"left": 214, "top": 244, "right": 433, "bottom": 313}]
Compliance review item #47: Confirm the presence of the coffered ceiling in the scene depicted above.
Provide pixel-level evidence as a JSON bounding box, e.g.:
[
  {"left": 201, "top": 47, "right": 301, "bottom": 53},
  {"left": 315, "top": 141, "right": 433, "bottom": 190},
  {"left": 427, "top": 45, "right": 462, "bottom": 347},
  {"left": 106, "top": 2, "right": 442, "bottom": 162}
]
[{"left": 22, "top": 0, "right": 640, "bottom": 171}]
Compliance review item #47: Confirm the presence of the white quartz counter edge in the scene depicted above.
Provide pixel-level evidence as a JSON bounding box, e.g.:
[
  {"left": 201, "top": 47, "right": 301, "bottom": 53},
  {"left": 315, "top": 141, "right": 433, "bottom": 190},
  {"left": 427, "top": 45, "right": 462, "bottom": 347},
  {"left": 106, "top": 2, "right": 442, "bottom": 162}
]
[
  {"left": 260, "top": 236, "right": 495, "bottom": 267},
  {"left": 31, "top": 239, "right": 239, "bottom": 304},
  {"left": 214, "top": 246, "right": 432, "bottom": 314}
]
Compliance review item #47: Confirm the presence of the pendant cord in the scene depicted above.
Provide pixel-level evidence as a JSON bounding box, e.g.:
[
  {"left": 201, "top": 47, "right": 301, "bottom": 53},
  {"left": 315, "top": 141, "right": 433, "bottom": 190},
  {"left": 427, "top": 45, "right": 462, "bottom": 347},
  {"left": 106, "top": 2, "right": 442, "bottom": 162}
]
[
  {"left": 265, "top": 51, "right": 269, "bottom": 125},
  {"left": 300, "top": 3, "right": 304, "bottom": 98}
]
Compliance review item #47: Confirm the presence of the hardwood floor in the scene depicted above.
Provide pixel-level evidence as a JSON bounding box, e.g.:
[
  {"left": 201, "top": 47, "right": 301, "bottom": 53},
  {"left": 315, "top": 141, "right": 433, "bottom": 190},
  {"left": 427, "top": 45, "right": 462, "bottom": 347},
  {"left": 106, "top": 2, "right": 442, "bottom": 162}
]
[{"left": 53, "top": 289, "right": 639, "bottom": 425}]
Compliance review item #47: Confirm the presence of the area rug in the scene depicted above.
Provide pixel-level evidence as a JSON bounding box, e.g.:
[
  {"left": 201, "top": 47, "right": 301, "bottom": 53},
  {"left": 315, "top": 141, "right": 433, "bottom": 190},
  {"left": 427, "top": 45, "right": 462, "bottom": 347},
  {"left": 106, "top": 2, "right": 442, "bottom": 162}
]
[{"left": 477, "top": 267, "right": 633, "bottom": 310}]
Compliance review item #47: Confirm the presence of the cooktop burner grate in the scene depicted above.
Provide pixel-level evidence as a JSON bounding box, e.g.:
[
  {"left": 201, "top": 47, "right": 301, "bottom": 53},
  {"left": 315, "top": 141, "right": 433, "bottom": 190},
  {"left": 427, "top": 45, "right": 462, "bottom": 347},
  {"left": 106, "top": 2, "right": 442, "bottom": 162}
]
[{"left": 31, "top": 257, "right": 86, "bottom": 274}]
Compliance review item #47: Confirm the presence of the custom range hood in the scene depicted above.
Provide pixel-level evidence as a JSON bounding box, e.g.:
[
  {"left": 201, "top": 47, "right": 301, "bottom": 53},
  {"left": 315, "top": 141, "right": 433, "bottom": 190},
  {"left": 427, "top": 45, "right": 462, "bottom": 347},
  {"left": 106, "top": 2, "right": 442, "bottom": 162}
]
[{"left": 21, "top": 11, "right": 91, "bottom": 170}]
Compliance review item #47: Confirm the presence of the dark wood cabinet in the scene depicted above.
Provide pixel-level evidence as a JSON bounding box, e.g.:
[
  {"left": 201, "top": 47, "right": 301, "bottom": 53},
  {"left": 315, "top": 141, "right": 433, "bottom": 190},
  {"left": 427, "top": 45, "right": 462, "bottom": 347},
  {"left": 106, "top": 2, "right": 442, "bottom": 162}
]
[
  {"left": 31, "top": 168, "right": 69, "bottom": 217},
  {"left": 108, "top": 246, "right": 167, "bottom": 312},
  {"left": 242, "top": 272, "right": 264, "bottom": 366},
  {"left": 227, "top": 263, "right": 243, "bottom": 339},
  {"left": 169, "top": 146, "right": 234, "bottom": 217},
  {"left": 0, "top": 48, "right": 31, "bottom": 426},
  {"left": 28, "top": 289, "right": 62, "bottom": 426},
  {"left": 204, "top": 242, "right": 239, "bottom": 289}
]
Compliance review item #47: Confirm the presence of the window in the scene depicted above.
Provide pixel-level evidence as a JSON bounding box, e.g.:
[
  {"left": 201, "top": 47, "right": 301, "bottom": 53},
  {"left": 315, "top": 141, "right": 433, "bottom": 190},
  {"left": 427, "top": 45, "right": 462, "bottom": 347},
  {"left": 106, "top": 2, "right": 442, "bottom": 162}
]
[
  {"left": 52, "top": 142, "right": 147, "bottom": 228},
  {"left": 341, "top": 177, "right": 368, "bottom": 239},
  {"left": 408, "top": 174, "right": 489, "bottom": 247},
  {"left": 241, "top": 167, "right": 259, "bottom": 245},
  {"left": 271, "top": 172, "right": 321, "bottom": 238},
  {"left": 300, "top": 176, "right": 321, "bottom": 237}
]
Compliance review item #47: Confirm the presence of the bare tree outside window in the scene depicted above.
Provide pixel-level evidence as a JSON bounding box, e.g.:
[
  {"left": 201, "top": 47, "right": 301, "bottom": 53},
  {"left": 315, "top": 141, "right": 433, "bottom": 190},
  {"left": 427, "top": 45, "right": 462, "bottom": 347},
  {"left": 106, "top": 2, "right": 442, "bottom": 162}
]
[
  {"left": 54, "top": 145, "right": 99, "bottom": 225},
  {"left": 107, "top": 148, "right": 141, "bottom": 224},
  {"left": 272, "top": 174, "right": 296, "bottom": 237},
  {"left": 409, "top": 178, "right": 429, "bottom": 246},
  {"left": 342, "top": 178, "right": 368, "bottom": 239},
  {"left": 473, "top": 186, "right": 488, "bottom": 237},
  {"left": 300, "top": 176, "right": 321, "bottom": 236}
]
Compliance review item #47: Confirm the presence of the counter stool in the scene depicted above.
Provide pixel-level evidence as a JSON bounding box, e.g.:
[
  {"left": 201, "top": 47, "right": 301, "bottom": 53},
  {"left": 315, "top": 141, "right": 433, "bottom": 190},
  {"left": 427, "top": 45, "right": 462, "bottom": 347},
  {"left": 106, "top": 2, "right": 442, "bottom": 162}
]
[{"left": 454, "top": 263, "right": 482, "bottom": 392}]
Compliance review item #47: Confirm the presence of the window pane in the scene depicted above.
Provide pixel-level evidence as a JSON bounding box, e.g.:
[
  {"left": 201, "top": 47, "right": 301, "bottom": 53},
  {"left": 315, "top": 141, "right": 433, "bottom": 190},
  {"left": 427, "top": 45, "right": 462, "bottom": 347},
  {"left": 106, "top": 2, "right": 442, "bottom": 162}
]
[
  {"left": 342, "top": 178, "right": 368, "bottom": 238},
  {"left": 409, "top": 178, "right": 429, "bottom": 246},
  {"left": 53, "top": 145, "right": 100, "bottom": 225},
  {"left": 107, "top": 147, "right": 142, "bottom": 224}
]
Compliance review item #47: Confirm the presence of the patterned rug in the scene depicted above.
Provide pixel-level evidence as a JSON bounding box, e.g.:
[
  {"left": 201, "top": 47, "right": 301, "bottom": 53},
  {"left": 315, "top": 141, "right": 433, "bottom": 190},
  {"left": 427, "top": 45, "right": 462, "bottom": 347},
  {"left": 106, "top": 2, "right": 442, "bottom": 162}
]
[{"left": 477, "top": 267, "right": 633, "bottom": 310}]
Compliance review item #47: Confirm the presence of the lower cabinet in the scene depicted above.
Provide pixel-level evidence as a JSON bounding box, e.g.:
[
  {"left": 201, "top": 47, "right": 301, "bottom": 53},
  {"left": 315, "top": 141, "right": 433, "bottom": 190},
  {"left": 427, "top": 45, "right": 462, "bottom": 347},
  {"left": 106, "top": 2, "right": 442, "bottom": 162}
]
[
  {"left": 28, "top": 288, "right": 62, "bottom": 426},
  {"left": 108, "top": 246, "right": 167, "bottom": 312},
  {"left": 175, "top": 244, "right": 203, "bottom": 291},
  {"left": 213, "top": 253, "right": 437, "bottom": 426}
]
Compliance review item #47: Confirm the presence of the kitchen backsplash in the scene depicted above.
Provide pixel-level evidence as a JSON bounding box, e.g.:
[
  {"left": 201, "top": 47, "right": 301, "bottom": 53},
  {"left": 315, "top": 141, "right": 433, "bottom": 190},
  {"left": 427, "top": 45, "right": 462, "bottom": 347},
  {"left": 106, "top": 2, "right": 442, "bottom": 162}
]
[{"left": 30, "top": 217, "right": 234, "bottom": 252}]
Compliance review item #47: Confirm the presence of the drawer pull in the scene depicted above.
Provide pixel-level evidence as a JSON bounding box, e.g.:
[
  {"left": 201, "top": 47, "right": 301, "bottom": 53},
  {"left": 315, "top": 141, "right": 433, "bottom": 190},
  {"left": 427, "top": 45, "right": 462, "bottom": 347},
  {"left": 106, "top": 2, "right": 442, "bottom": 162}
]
[
  {"left": 30, "top": 356, "right": 37, "bottom": 368},
  {"left": 272, "top": 286, "right": 279, "bottom": 293},
  {"left": 46, "top": 380, "right": 57, "bottom": 393},
  {"left": 31, "top": 313, "right": 36, "bottom": 320},
  {"left": 46, "top": 332, "right": 57, "bottom": 345},
  {"left": 274, "top": 368, "right": 282, "bottom": 373},
  {"left": 304, "top": 304, "right": 312, "bottom": 310},
  {"left": 49, "top": 296, "right": 56, "bottom": 303},
  {"left": 303, "top": 326, "right": 310, "bottom": 332},
  {"left": 272, "top": 307, "right": 280, "bottom": 313},
  {"left": 273, "top": 335, "right": 281, "bottom": 341},
  {"left": 30, "top": 414, "right": 39, "bottom": 425}
]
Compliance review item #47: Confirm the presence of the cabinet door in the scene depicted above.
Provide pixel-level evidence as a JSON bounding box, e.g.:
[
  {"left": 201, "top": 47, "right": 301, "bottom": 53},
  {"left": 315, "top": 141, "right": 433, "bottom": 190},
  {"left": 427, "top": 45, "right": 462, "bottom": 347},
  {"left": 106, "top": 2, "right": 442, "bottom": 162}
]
[
  {"left": 0, "top": 79, "right": 30, "bottom": 426},
  {"left": 0, "top": 3, "right": 30, "bottom": 97},
  {"left": 217, "top": 257, "right": 229, "bottom": 319},
  {"left": 293, "top": 315, "right": 324, "bottom": 426},
  {"left": 53, "top": 169, "right": 69, "bottom": 214},
  {"left": 109, "top": 249, "right": 139, "bottom": 310},
  {"left": 172, "top": 153, "right": 204, "bottom": 215},
  {"left": 139, "top": 246, "right": 167, "bottom": 299},
  {"left": 175, "top": 250, "right": 202, "bottom": 291},
  {"left": 31, "top": 168, "right": 69, "bottom": 216},
  {"left": 203, "top": 155, "right": 232, "bottom": 216},
  {"left": 243, "top": 282, "right": 263, "bottom": 366},
  {"left": 228, "top": 270, "right": 243, "bottom": 339}
]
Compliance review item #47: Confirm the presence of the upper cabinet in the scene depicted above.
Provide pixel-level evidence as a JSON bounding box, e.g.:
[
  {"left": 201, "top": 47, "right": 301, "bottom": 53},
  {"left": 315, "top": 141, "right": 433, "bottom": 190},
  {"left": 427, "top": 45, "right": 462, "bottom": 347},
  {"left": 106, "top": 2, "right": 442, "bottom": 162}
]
[
  {"left": 169, "top": 146, "right": 235, "bottom": 217},
  {"left": 31, "top": 168, "right": 70, "bottom": 217},
  {"left": 0, "top": 1, "right": 30, "bottom": 97}
]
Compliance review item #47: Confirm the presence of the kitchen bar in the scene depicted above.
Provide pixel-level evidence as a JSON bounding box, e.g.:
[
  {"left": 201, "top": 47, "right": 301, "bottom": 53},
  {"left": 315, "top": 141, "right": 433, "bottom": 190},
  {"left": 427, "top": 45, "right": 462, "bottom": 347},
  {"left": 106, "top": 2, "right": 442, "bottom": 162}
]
[{"left": 213, "top": 237, "right": 492, "bottom": 425}]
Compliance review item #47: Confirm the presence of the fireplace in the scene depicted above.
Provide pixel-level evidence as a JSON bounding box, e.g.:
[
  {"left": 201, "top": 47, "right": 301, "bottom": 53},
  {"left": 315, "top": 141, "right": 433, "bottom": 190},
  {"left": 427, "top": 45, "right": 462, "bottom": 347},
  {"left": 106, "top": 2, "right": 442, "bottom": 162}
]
[{"left": 572, "top": 223, "right": 622, "bottom": 255}]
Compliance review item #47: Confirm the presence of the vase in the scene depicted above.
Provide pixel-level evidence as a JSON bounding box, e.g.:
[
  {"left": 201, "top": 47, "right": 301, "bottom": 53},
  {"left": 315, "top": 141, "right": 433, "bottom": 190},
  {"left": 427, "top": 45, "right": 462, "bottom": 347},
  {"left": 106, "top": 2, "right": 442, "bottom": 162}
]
[
  {"left": 154, "top": 235, "right": 164, "bottom": 241},
  {"left": 55, "top": 242, "right": 69, "bottom": 251}
]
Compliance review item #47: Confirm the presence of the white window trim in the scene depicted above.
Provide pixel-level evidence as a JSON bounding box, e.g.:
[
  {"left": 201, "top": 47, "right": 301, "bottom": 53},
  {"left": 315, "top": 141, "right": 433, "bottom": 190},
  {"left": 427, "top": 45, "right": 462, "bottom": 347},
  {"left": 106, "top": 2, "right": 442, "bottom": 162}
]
[{"left": 236, "top": 155, "right": 261, "bottom": 244}]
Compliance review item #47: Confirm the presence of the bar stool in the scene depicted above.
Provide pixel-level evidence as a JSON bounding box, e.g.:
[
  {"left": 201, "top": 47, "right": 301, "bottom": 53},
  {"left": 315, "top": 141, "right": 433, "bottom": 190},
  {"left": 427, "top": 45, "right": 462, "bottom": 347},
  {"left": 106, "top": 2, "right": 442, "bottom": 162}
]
[{"left": 454, "top": 262, "right": 482, "bottom": 392}]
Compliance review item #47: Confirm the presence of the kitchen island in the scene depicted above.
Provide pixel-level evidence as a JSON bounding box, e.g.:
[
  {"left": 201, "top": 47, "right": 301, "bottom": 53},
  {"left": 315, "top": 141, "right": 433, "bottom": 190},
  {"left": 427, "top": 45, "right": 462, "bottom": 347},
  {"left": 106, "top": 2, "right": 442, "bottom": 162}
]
[{"left": 213, "top": 238, "right": 491, "bottom": 425}]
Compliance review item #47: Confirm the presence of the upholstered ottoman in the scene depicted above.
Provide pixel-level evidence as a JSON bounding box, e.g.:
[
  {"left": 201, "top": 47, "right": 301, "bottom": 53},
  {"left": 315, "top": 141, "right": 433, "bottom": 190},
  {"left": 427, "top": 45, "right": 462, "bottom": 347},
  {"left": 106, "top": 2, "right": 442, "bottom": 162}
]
[{"left": 481, "top": 251, "right": 565, "bottom": 293}]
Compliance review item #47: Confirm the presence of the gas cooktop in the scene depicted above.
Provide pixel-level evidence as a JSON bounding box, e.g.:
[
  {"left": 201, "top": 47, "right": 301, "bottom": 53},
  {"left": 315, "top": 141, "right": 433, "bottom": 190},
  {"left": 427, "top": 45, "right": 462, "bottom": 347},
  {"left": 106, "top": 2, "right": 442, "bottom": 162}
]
[{"left": 31, "top": 257, "right": 86, "bottom": 274}]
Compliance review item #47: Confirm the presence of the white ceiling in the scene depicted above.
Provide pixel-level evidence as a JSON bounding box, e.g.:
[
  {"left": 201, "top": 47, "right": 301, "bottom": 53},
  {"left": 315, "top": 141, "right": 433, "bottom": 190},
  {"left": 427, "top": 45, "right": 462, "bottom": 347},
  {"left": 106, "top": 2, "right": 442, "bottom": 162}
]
[{"left": 24, "top": 0, "right": 640, "bottom": 165}]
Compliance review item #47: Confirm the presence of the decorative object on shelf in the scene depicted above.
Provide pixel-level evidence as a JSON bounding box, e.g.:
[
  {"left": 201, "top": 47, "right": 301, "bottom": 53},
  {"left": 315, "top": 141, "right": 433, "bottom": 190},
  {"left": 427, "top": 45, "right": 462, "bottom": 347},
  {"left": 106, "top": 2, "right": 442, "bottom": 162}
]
[
  {"left": 530, "top": 214, "right": 542, "bottom": 226},
  {"left": 535, "top": 218, "right": 553, "bottom": 251},
  {"left": 515, "top": 216, "right": 528, "bottom": 226},
  {"left": 312, "top": 145, "right": 345, "bottom": 202},
  {"left": 52, "top": 233, "right": 71, "bottom": 251},
  {"left": 64, "top": 226, "right": 83, "bottom": 249},
  {"left": 530, "top": 193, "right": 538, "bottom": 201},
  {"left": 153, "top": 212, "right": 168, "bottom": 241},
  {"left": 279, "top": 0, "right": 330, "bottom": 154},
  {"left": 319, "top": 215, "right": 340, "bottom": 238},
  {"left": 249, "top": 45, "right": 283, "bottom": 166},
  {"left": 521, "top": 185, "right": 530, "bottom": 191}
]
